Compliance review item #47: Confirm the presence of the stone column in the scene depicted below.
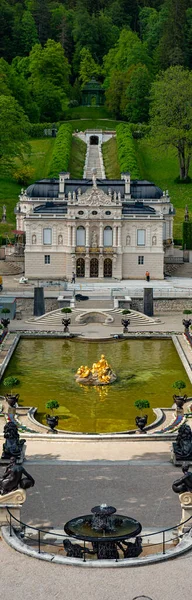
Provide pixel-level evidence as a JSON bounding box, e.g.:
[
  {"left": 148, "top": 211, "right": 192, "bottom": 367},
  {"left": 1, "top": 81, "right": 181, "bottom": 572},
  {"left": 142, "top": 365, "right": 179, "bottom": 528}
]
[
  {"left": 34, "top": 287, "right": 45, "bottom": 317},
  {"left": 68, "top": 225, "right": 72, "bottom": 247},
  {"left": 113, "top": 225, "right": 117, "bottom": 248},
  {"left": 72, "top": 225, "right": 76, "bottom": 248},
  {"left": 117, "top": 225, "right": 122, "bottom": 247},
  {"left": 85, "top": 255, "right": 90, "bottom": 278},
  {"left": 99, "top": 223, "right": 103, "bottom": 247},
  {"left": 99, "top": 254, "right": 103, "bottom": 278},
  {"left": 143, "top": 288, "right": 153, "bottom": 317},
  {"left": 86, "top": 223, "right": 90, "bottom": 248}
]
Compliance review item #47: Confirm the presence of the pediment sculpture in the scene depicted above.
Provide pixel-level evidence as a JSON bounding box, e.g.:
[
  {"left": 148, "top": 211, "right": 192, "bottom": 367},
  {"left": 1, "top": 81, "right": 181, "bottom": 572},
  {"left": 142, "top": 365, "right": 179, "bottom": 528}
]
[{"left": 77, "top": 187, "right": 119, "bottom": 207}]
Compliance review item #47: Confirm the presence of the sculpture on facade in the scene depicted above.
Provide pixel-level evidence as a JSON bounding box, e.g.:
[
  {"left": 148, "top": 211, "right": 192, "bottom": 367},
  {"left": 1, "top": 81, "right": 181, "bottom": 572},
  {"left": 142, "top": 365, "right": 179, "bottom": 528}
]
[
  {"left": 172, "top": 423, "right": 192, "bottom": 462},
  {"left": 75, "top": 354, "right": 116, "bottom": 386},
  {"left": 91, "top": 230, "right": 98, "bottom": 247},
  {"left": 1, "top": 422, "right": 25, "bottom": 461},
  {"left": 172, "top": 463, "right": 192, "bottom": 494},
  {"left": 0, "top": 456, "right": 35, "bottom": 495}
]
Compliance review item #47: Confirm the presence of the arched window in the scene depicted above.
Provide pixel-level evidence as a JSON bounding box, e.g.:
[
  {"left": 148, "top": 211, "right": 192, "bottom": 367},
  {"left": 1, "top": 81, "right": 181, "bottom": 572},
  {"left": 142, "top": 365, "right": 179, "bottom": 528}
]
[
  {"left": 76, "top": 226, "right": 85, "bottom": 246},
  {"left": 104, "top": 226, "right": 112, "bottom": 247}
]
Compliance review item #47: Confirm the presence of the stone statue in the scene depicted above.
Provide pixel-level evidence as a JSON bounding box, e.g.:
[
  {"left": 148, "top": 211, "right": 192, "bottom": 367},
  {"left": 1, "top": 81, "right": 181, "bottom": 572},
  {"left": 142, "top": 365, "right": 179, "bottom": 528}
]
[
  {"left": 173, "top": 423, "right": 192, "bottom": 462},
  {"left": 63, "top": 539, "right": 93, "bottom": 558},
  {"left": 1, "top": 422, "right": 26, "bottom": 461},
  {"left": 172, "top": 463, "right": 192, "bottom": 494},
  {"left": 185, "top": 205, "right": 189, "bottom": 222},
  {"left": 1, "top": 205, "right": 6, "bottom": 223},
  {"left": 119, "top": 536, "right": 142, "bottom": 558},
  {"left": 0, "top": 456, "right": 35, "bottom": 495},
  {"left": 91, "top": 230, "right": 98, "bottom": 248}
]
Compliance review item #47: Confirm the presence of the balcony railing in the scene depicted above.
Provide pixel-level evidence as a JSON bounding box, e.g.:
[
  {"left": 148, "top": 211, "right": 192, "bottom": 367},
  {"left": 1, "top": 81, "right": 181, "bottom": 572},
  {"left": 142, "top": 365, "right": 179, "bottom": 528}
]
[
  {"left": 76, "top": 246, "right": 86, "bottom": 253},
  {"left": 103, "top": 247, "right": 113, "bottom": 253}
]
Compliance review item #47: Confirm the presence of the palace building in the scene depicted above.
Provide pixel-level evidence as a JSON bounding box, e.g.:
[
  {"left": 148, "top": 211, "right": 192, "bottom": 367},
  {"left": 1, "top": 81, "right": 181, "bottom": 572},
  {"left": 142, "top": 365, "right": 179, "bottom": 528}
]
[{"left": 15, "top": 172, "right": 174, "bottom": 280}]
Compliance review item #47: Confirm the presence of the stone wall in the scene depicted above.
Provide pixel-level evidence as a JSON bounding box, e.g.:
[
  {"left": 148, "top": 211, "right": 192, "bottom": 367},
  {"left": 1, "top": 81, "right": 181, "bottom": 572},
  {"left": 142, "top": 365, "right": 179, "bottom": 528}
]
[
  {"left": 15, "top": 297, "right": 58, "bottom": 318},
  {"left": 131, "top": 298, "right": 192, "bottom": 313}
]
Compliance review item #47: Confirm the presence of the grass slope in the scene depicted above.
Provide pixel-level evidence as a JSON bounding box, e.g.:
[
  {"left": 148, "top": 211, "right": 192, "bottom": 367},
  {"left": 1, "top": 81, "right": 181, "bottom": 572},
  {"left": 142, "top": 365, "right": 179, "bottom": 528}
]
[
  {"left": 67, "top": 106, "right": 111, "bottom": 119},
  {"left": 0, "top": 138, "right": 56, "bottom": 236},
  {"left": 102, "top": 137, "right": 121, "bottom": 179},
  {"left": 69, "top": 137, "right": 86, "bottom": 179},
  {"left": 135, "top": 139, "right": 192, "bottom": 240}
]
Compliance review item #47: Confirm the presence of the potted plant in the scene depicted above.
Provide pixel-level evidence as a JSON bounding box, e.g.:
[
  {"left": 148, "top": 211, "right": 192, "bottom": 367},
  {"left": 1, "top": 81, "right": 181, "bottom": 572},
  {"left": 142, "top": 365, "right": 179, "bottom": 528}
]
[
  {"left": 134, "top": 399, "right": 150, "bottom": 433},
  {"left": 46, "top": 400, "right": 59, "bottom": 432},
  {"left": 172, "top": 380, "right": 187, "bottom": 410},
  {"left": 3, "top": 376, "right": 20, "bottom": 406},
  {"left": 1, "top": 308, "right": 10, "bottom": 329}
]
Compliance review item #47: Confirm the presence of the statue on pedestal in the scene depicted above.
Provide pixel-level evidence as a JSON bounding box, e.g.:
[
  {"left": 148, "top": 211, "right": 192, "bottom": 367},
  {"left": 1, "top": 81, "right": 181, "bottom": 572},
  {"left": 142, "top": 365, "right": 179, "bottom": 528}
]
[
  {"left": 172, "top": 463, "right": 192, "bottom": 494},
  {"left": 173, "top": 423, "right": 192, "bottom": 462},
  {"left": 1, "top": 205, "right": 6, "bottom": 223},
  {"left": 0, "top": 456, "right": 35, "bottom": 495},
  {"left": 1, "top": 422, "right": 25, "bottom": 461}
]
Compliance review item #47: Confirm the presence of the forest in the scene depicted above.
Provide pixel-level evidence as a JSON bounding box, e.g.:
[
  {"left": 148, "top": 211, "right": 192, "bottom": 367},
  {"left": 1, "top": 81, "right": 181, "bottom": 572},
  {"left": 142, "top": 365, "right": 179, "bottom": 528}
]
[{"left": 1, "top": 0, "right": 192, "bottom": 123}]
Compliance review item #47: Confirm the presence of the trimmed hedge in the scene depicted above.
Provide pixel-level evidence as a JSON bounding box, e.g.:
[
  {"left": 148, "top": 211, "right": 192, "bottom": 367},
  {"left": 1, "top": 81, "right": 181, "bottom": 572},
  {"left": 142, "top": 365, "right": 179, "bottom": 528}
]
[
  {"left": 116, "top": 123, "right": 140, "bottom": 179},
  {"left": 29, "top": 122, "right": 61, "bottom": 138},
  {"left": 48, "top": 124, "right": 73, "bottom": 178},
  {"left": 183, "top": 221, "right": 192, "bottom": 249}
]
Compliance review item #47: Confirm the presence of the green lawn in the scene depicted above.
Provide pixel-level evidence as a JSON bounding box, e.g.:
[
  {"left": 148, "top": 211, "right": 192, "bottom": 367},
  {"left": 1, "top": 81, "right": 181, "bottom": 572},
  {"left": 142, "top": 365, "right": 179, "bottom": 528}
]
[
  {"left": 69, "top": 119, "right": 120, "bottom": 132},
  {"left": 135, "top": 139, "right": 192, "bottom": 240},
  {"left": 0, "top": 138, "right": 56, "bottom": 235},
  {"left": 102, "top": 137, "right": 121, "bottom": 179},
  {"left": 69, "top": 137, "right": 86, "bottom": 179},
  {"left": 67, "top": 106, "right": 111, "bottom": 119}
]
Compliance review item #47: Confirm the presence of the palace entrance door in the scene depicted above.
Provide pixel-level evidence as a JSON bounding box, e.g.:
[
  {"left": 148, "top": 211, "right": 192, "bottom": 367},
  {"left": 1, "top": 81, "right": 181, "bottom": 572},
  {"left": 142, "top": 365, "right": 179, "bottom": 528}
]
[
  {"left": 104, "top": 258, "right": 112, "bottom": 278},
  {"left": 90, "top": 258, "right": 98, "bottom": 277},
  {"left": 76, "top": 257, "right": 85, "bottom": 277}
]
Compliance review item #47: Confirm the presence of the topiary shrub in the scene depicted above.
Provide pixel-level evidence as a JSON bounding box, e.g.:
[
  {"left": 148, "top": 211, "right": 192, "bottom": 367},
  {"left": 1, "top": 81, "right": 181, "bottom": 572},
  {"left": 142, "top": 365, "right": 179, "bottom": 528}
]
[
  {"left": 116, "top": 123, "right": 140, "bottom": 179},
  {"left": 48, "top": 123, "right": 72, "bottom": 178},
  {"left": 134, "top": 399, "right": 150, "bottom": 414},
  {"left": 122, "top": 309, "right": 131, "bottom": 314},
  {"left": 183, "top": 309, "right": 192, "bottom": 314},
  {"left": 61, "top": 307, "right": 72, "bottom": 313},
  {"left": 46, "top": 400, "right": 59, "bottom": 413}
]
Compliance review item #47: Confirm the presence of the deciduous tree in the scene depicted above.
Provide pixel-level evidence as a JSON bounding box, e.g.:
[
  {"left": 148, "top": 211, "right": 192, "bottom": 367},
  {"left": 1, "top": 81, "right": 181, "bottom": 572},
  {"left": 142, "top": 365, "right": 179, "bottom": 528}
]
[{"left": 150, "top": 66, "right": 192, "bottom": 181}]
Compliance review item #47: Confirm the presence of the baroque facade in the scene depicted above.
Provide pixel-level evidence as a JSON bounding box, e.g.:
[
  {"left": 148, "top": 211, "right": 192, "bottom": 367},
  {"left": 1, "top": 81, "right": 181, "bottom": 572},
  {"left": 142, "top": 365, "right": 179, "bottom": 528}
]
[{"left": 16, "top": 172, "right": 174, "bottom": 280}]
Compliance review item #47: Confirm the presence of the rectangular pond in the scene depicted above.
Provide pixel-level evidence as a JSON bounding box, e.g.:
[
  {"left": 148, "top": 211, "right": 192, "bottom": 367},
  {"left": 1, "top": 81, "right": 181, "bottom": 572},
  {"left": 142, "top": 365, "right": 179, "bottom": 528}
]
[{"left": 0, "top": 338, "right": 191, "bottom": 433}]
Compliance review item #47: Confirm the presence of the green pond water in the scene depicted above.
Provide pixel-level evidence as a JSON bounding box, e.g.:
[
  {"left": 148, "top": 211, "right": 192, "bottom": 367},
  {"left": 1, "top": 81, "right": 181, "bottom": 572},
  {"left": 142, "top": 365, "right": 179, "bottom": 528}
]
[{"left": 0, "top": 338, "right": 191, "bottom": 433}]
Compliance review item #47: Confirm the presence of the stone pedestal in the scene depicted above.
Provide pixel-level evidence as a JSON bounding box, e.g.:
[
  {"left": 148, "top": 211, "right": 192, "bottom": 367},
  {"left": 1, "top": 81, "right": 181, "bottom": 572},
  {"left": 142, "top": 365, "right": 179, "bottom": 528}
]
[
  {"left": 0, "top": 488, "right": 26, "bottom": 527},
  {"left": 178, "top": 491, "right": 192, "bottom": 534},
  {"left": 143, "top": 288, "right": 153, "bottom": 317},
  {"left": 34, "top": 287, "right": 45, "bottom": 317}
]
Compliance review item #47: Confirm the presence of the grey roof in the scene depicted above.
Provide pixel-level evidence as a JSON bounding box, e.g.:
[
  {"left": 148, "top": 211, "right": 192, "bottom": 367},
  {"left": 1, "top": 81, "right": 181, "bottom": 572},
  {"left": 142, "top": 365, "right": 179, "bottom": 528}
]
[
  {"left": 34, "top": 202, "right": 67, "bottom": 214},
  {"left": 130, "top": 180, "right": 163, "bottom": 199},
  {"left": 122, "top": 203, "right": 156, "bottom": 215},
  {"left": 25, "top": 178, "right": 163, "bottom": 201},
  {"left": 26, "top": 179, "right": 59, "bottom": 198}
]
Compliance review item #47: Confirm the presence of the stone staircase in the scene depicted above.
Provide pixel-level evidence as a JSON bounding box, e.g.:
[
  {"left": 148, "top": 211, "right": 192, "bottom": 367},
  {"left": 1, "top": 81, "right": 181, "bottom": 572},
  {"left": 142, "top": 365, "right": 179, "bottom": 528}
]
[
  {"left": 0, "top": 259, "right": 23, "bottom": 275},
  {"left": 26, "top": 307, "right": 161, "bottom": 327},
  {"left": 84, "top": 146, "right": 105, "bottom": 179}
]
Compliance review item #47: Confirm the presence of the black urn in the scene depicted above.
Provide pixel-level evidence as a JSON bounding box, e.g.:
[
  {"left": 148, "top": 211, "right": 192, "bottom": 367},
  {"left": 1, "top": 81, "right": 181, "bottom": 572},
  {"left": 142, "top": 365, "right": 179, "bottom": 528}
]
[
  {"left": 46, "top": 415, "right": 59, "bottom": 432},
  {"left": 135, "top": 415, "right": 148, "bottom": 433},
  {"left": 1, "top": 318, "right": 10, "bottom": 329}
]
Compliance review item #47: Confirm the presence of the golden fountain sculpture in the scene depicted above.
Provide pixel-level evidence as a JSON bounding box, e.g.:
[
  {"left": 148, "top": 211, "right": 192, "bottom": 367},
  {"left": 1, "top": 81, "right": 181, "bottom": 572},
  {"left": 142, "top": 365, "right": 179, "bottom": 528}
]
[{"left": 75, "top": 354, "right": 116, "bottom": 386}]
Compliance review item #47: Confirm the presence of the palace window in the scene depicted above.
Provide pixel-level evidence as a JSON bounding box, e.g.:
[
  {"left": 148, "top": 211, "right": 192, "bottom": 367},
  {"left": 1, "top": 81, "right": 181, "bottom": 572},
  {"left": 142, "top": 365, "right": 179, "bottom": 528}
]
[
  {"left": 137, "top": 229, "right": 145, "bottom": 246},
  {"left": 76, "top": 226, "right": 85, "bottom": 246},
  {"left": 44, "top": 255, "right": 50, "bottom": 264},
  {"left": 104, "top": 226, "right": 112, "bottom": 247},
  {"left": 138, "top": 256, "right": 144, "bottom": 265},
  {"left": 43, "top": 228, "right": 52, "bottom": 245}
]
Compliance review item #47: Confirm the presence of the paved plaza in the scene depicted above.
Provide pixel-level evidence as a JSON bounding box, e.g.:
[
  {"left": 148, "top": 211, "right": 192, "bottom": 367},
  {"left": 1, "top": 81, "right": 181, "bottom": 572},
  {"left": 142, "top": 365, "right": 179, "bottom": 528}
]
[{"left": 0, "top": 275, "right": 192, "bottom": 599}]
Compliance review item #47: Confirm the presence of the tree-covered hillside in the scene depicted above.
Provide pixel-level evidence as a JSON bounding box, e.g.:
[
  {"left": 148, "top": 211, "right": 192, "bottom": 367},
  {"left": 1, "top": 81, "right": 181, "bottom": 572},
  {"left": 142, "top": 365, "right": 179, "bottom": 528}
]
[{"left": 1, "top": 0, "right": 192, "bottom": 125}]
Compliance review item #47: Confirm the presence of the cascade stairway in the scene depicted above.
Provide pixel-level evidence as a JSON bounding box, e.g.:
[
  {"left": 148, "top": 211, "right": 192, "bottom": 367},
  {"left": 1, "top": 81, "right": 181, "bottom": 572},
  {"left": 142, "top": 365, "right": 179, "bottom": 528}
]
[
  {"left": 84, "top": 145, "right": 105, "bottom": 179},
  {"left": 26, "top": 307, "right": 161, "bottom": 327}
]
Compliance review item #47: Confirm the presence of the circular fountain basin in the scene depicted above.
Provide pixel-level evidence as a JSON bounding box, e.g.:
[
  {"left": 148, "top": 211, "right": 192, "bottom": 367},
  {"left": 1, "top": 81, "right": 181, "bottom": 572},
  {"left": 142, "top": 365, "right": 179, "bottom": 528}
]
[{"left": 64, "top": 513, "right": 141, "bottom": 542}]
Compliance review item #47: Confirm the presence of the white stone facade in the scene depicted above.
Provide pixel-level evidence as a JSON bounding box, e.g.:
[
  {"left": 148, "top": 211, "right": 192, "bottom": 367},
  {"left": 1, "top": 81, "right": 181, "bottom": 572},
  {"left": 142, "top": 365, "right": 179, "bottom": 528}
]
[{"left": 16, "top": 173, "right": 174, "bottom": 280}]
